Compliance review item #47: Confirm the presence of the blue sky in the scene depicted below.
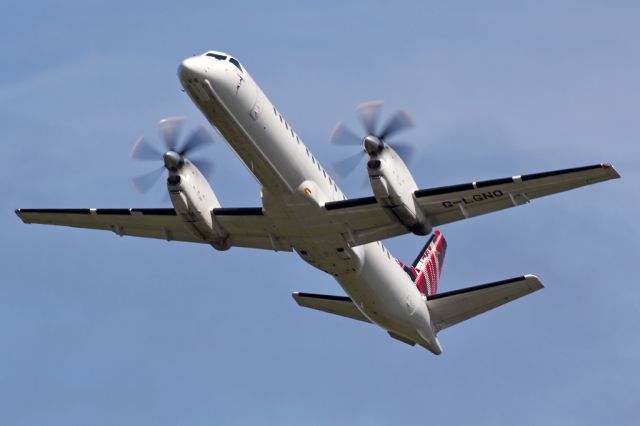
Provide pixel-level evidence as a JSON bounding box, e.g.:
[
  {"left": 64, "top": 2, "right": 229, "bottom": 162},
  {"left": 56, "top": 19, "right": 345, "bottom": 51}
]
[{"left": 2, "top": 1, "right": 639, "bottom": 424}]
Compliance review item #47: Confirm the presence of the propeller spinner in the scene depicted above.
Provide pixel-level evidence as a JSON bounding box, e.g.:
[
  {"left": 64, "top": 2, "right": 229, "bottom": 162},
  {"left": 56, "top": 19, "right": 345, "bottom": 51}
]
[
  {"left": 329, "top": 101, "right": 417, "bottom": 178},
  {"left": 130, "top": 117, "right": 215, "bottom": 193}
]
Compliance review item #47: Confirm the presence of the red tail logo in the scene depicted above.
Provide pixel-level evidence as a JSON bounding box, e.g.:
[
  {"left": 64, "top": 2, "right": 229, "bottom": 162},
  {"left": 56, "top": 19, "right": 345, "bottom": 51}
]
[{"left": 399, "top": 230, "right": 447, "bottom": 296}]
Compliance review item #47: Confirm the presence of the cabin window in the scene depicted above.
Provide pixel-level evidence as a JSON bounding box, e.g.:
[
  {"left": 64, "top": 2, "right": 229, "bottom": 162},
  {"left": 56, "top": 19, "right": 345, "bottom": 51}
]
[
  {"left": 291, "top": 128, "right": 294, "bottom": 137},
  {"left": 296, "top": 135, "right": 300, "bottom": 144},
  {"left": 273, "top": 106, "right": 277, "bottom": 116},
  {"left": 279, "top": 114, "right": 283, "bottom": 123},
  {"left": 285, "top": 122, "right": 288, "bottom": 130},
  {"left": 306, "top": 148, "right": 309, "bottom": 156}
]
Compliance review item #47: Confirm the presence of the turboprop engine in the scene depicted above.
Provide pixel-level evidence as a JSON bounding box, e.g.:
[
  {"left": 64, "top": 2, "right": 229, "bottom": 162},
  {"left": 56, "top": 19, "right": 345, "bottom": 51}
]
[
  {"left": 130, "top": 117, "right": 230, "bottom": 250},
  {"left": 329, "top": 101, "right": 431, "bottom": 235}
]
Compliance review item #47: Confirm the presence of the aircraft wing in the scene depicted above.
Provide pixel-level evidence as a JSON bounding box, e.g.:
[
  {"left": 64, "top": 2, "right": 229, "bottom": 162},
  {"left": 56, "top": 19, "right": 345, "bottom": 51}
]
[
  {"left": 15, "top": 207, "right": 290, "bottom": 251},
  {"left": 324, "top": 164, "right": 619, "bottom": 244},
  {"left": 413, "top": 163, "right": 619, "bottom": 227},
  {"left": 324, "top": 197, "right": 407, "bottom": 245},
  {"left": 427, "top": 275, "right": 543, "bottom": 332}
]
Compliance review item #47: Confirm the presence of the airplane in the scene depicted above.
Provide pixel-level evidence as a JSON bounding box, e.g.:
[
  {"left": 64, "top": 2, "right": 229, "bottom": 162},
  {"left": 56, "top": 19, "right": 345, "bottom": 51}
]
[{"left": 15, "top": 50, "right": 620, "bottom": 355}]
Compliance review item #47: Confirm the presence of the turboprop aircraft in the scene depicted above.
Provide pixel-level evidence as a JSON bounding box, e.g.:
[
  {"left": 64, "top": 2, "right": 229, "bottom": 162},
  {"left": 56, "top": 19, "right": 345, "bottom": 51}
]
[{"left": 15, "top": 51, "right": 620, "bottom": 354}]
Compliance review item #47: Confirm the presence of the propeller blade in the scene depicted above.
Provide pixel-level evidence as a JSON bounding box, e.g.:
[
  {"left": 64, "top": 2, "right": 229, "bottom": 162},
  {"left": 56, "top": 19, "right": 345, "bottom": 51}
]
[
  {"left": 179, "top": 125, "right": 214, "bottom": 156},
  {"left": 191, "top": 158, "right": 215, "bottom": 179},
  {"left": 332, "top": 150, "right": 365, "bottom": 178},
  {"left": 130, "top": 136, "right": 162, "bottom": 161},
  {"left": 158, "top": 116, "right": 185, "bottom": 151},
  {"left": 379, "top": 109, "right": 414, "bottom": 140},
  {"left": 131, "top": 166, "right": 165, "bottom": 194},
  {"left": 329, "top": 122, "right": 362, "bottom": 146},
  {"left": 357, "top": 100, "right": 383, "bottom": 135},
  {"left": 387, "top": 142, "right": 417, "bottom": 163}
]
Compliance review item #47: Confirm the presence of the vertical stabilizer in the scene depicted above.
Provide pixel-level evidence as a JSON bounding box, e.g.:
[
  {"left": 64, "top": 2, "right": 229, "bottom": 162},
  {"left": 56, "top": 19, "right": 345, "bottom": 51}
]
[{"left": 411, "top": 230, "right": 447, "bottom": 296}]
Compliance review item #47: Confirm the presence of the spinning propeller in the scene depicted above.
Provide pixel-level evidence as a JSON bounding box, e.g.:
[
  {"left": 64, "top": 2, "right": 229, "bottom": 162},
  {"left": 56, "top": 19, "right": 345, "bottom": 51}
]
[
  {"left": 130, "top": 117, "right": 215, "bottom": 193},
  {"left": 329, "top": 100, "right": 417, "bottom": 177}
]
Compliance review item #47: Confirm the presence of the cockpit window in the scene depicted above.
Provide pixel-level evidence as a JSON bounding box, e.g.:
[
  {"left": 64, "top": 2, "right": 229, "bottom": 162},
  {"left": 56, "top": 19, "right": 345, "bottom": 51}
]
[
  {"left": 206, "top": 52, "right": 227, "bottom": 60},
  {"left": 229, "top": 57, "right": 242, "bottom": 72}
]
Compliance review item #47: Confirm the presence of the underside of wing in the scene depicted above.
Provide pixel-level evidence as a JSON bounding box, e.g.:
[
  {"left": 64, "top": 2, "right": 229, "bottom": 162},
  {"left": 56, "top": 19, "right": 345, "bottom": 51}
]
[
  {"left": 324, "top": 197, "right": 407, "bottom": 245},
  {"left": 212, "top": 208, "right": 292, "bottom": 251},
  {"left": 16, "top": 208, "right": 202, "bottom": 242},
  {"left": 321, "top": 164, "right": 619, "bottom": 245},
  {"left": 292, "top": 292, "right": 372, "bottom": 323},
  {"left": 415, "top": 163, "right": 620, "bottom": 227},
  {"left": 427, "top": 275, "right": 543, "bottom": 332},
  {"left": 16, "top": 207, "right": 292, "bottom": 251}
]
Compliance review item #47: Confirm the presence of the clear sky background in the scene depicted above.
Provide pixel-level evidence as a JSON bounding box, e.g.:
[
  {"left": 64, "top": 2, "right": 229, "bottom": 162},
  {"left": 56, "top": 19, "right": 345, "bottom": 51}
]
[{"left": 2, "top": 1, "right": 638, "bottom": 424}]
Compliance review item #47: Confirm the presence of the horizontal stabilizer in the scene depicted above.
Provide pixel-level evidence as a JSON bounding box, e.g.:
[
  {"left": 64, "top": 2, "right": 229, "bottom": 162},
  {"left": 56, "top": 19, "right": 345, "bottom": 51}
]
[
  {"left": 292, "top": 292, "right": 371, "bottom": 323},
  {"left": 427, "top": 275, "right": 543, "bottom": 332}
]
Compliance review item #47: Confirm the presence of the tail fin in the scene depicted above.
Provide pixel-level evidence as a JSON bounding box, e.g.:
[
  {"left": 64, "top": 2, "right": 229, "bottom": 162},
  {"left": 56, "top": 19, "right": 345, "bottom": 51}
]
[{"left": 412, "top": 230, "right": 447, "bottom": 296}]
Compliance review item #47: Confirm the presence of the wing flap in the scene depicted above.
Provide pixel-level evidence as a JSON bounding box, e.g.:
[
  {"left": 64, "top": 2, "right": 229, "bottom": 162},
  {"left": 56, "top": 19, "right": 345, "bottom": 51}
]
[
  {"left": 324, "top": 197, "right": 407, "bottom": 245},
  {"left": 213, "top": 208, "right": 292, "bottom": 251},
  {"left": 427, "top": 275, "right": 543, "bottom": 331},
  {"left": 292, "top": 292, "right": 372, "bottom": 323}
]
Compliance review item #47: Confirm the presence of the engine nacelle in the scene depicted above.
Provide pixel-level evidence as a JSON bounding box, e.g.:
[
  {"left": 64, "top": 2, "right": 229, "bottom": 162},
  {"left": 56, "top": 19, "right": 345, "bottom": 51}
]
[
  {"left": 368, "top": 147, "right": 431, "bottom": 235},
  {"left": 167, "top": 159, "right": 230, "bottom": 250}
]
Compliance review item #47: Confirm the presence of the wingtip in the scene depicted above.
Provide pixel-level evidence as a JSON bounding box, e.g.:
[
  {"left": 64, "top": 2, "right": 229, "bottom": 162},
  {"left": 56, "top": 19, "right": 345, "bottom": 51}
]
[
  {"left": 15, "top": 209, "right": 30, "bottom": 224},
  {"left": 602, "top": 163, "right": 621, "bottom": 179},
  {"left": 523, "top": 274, "right": 544, "bottom": 290}
]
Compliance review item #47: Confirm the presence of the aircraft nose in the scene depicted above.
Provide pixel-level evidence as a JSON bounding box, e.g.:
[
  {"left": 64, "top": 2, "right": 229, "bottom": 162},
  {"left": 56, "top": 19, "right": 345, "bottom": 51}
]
[{"left": 178, "top": 56, "right": 205, "bottom": 80}]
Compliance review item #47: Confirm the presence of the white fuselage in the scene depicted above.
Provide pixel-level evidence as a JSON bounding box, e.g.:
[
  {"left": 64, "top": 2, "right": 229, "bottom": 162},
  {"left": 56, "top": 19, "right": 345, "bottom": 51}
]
[{"left": 178, "top": 53, "right": 441, "bottom": 353}]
